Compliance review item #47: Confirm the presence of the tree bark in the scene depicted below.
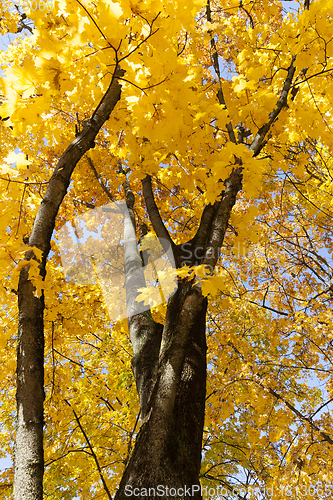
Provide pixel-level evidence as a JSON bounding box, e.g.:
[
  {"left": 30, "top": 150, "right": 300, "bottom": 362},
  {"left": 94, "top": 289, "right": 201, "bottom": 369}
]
[
  {"left": 15, "top": 266, "right": 45, "bottom": 500},
  {"left": 115, "top": 283, "right": 207, "bottom": 500},
  {"left": 115, "top": 168, "right": 242, "bottom": 499},
  {"left": 14, "top": 69, "right": 123, "bottom": 500}
]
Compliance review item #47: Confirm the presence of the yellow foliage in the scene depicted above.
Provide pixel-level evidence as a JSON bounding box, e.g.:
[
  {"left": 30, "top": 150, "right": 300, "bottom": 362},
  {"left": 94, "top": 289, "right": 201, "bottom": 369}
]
[{"left": 1, "top": 0, "right": 333, "bottom": 497}]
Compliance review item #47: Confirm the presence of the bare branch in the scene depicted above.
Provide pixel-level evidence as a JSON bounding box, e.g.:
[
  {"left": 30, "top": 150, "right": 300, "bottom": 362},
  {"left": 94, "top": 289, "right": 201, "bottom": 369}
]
[
  {"left": 203, "top": 167, "right": 243, "bottom": 270},
  {"left": 250, "top": 56, "right": 296, "bottom": 156},
  {"left": 142, "top": 175, "right": 177, "bottom": 262},
  {"left": 0, "top": 176, "right": 49, "bottom": 186},
  {"left": 65, "top": 400, "right": 113, "bottom": 500},
  {"left": 86, "top": 155, "right": 116, "bottom": 202},
  {"left": 206, "top": 0, "right": 237, "bottom": 143},
  {"left": 247, "top": 299, "right": 289, "bottom": 316},
  {"left": 311, "top": 397, "right": 333, "bottom": 419},
  {"left": 73, "top": 198, "right": 96, "bottom": 209}
]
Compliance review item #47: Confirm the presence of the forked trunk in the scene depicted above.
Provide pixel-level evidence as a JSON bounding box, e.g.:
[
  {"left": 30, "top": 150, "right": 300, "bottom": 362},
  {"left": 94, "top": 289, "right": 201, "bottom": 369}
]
[{"left": 115, "top": 284, "right": 207, "bottom": 499}]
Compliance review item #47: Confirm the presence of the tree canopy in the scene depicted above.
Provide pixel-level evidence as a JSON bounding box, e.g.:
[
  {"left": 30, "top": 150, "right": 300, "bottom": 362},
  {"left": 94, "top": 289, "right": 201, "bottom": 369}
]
[{"left": 1, "top": 0, "right": 333, "bottom": 498}]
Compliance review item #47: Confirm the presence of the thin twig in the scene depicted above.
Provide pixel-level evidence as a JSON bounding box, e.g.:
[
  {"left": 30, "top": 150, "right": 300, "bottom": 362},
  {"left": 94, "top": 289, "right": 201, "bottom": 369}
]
[
  {"left": 64, "top": 399, "right": 113, "bottom": 500},
  {"left": 125, "top": 410, "right": 141, "bottom": 465},
  {"left": 15, "top": 184, "right": 26, "bottom": 238},
  {"left": 239, "top": 1, "right": 254, "bottom": 28},
  {"left": 0, "top": 176, "right": 49, "bottom": 185},
  {"left": 86, "top": 155, "right": 116, "bottom": 203},
  {"left": 206, "top": 0, "right": 237, "bottom": 143}
]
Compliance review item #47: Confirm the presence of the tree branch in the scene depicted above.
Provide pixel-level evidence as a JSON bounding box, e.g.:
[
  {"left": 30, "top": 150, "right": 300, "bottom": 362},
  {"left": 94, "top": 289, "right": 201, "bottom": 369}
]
[
  {"left": 15, "top": 66, "right": 123, "bottom": 500},
  {"left": 64, "top": 400, "right": 113, "bottom": 500},
  {"left": 124, "top": 410, "right": 141, "bottom": 465},
  {"left": 191, "top": 202, "right": 219, "bottom": 255},
  {"left": 311, "top": 397, "right": 333, "bottom": 419},
  {"left": 262, "top": 383, "right": 333, "bottom": 446},
  {"left": 239, "top": 1, "right": 254, "bottom": 29},
  {"left": 122, "top": 172, "right": 163, "bottom": 417},
  {"left": 206, "top": 0, "right": 237, "bottom": 144},
  {"left": 228, "top": 340, "right": 333, "bottom": 446},
  {"left": 27, "top": 65, "right": 124, "bottom": 254},
  {"left": 202, "top": 167, "right": 243, "bottom": 270},
  {"left": 86, "top": 155, "right": 116, "bottom": 202},
  {"left": 250, "top": 56, "right": 296, "bottom": 156},
  {"left": 247, "top": 299, "right": 289, "bottom": 316},
  {"left": 142, "top": 174, "right": 177, "bottom": 263}
]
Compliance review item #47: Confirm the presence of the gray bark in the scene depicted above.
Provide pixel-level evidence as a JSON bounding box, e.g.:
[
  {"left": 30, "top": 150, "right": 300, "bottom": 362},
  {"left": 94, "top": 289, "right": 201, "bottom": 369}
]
[
  {"left": 115, "top": 166, "right": 242, "bottom": 499},
  {"left": 14, "top": 69, "right": 123, "bottom": 500}
]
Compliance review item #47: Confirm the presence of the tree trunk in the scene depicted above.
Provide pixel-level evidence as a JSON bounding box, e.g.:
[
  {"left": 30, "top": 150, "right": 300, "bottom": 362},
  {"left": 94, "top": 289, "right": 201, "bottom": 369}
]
[
  {"left": 115, "top": 283, "right": 207, "bottom": 499},
  {"left": 13, "top": 70, "right": 123, "bottom": 500},
  {"left": 116, "top": 177, "right": 210, "bottom": 499},
  {"left": 14, "top": 264, "right": 45, "bottom": 500}
]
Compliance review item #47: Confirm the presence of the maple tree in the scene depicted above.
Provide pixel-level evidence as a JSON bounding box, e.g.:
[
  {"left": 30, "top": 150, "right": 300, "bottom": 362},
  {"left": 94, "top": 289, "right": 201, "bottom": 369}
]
[{"left": 1, "top": 0, "right": 333, "bottom": 499}]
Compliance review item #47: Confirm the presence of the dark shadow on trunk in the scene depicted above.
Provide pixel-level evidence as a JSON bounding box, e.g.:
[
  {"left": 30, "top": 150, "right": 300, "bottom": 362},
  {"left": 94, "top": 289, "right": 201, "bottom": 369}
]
[{"left": 115, "top": 287, "right": 207, "bottom": 500}]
